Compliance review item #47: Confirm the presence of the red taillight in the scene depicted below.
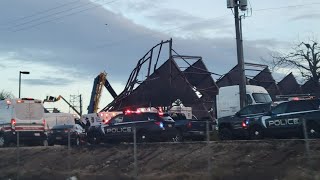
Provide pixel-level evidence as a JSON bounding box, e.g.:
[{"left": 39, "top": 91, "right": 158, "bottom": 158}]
[
  {"left": 43, "top": 119, "right": 46, "bottom": 126},
  {"left": 158, "top": 112, "right": 164, "bottom": 116},
  {"left": 11, "top": 119, "right": 16, "bottom": 129},
  {"left": 187, "top": 122, "right": 192, "bottom": 128}
]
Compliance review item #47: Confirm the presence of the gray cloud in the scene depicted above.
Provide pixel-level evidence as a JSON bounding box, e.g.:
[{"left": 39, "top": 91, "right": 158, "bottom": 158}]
[
  {"left": 290, "top": 13, "right": 320, "bottom": 21},
  {"left": 147, "top": 9, "right": 203, "bottom": 26},
  {"left": 0, "top": 0, "right": 280, "bottom": 84},
  {"left": 22, "top": 77, "right": 73, "bottom": 86}
]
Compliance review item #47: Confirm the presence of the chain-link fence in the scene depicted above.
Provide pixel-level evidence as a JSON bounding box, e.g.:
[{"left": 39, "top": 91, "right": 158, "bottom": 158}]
[{"left": 0, "top": 121, "right": 319, "bottom": 180}]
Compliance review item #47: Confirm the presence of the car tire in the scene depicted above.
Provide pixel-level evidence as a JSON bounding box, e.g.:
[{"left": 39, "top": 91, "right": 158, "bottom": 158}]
[
  {"left": 0, "top": 135, "right": 6, "bottom": 147},
  {"left": 48, "top": 141, "right": 54, "bottom": 146},
  {"left": 249, "top": 126, "right": 263, "bottom": 140},
  {"left": 218, "top": 128, "right": 233, "bottom": 140},
  {"left": 88, "top": 135, "right": 101, "bottom": 145},
  {"left": 137, "top": 131, "right": 149, "bottom": 143},
  {"left": 306, "top": 122, "right": 320, "bottom": 139},
  {"left": 173, "top": 129, "right": 183, "bottom": 142}
]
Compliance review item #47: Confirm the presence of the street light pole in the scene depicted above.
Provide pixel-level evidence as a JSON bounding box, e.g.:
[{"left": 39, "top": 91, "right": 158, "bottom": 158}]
[{"left": 19, "top": 71, "right": 30, "bottom": 98}]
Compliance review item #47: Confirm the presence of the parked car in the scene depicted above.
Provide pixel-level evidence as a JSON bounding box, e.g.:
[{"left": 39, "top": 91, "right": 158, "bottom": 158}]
[
  {"left": 217, "top": 103, "right": 272, "bottom": 140},
  {"left": 87, "top": 110, "right": 178, "bottom": 144},
  {"left": 48, "top": 124, "right": 86, "bottom": 146}
]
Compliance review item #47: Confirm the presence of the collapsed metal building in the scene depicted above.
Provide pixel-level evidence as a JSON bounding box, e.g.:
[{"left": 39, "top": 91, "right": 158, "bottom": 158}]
[
  {"left": 102, "top": 39, "right": 219, "bottom": 119},
  {"left": 249, "top": 67, "right": 281, "bottom": 100},
  {"left": 277, "top": 73, "right": 302, "bottom": 95},
  {"left": 216, "top": 63, "right": 281, "bottom": 100}
]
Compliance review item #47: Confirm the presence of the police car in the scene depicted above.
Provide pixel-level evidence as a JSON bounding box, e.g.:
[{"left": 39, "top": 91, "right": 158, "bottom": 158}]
[
  {"left": 245, "top": 99, "right": 320, "bottom": 139},
  {"left": 87, "top": 108, "right": 178, "bottom": 143}
]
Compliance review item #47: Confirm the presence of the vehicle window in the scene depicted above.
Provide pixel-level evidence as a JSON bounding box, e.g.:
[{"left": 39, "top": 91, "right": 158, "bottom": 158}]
[
  {"left": 287, "top": 100, "right": 319, "bottom": 113},
  {"left": 238, "top": 104, "right": 267, "bottom": 115},
  {"left": 246, "top": 94, "right": 253, "bottom": 105},
  {"left": 110, "top": 115, "right": 124, "bottom": 124},
  {"left": 124, "top": 114, "right": 140, "bottom": 122},
  {"left": 255, "top": 104, "right": 271, "bottom": 114},
  {"left": 52, "top": 125, "right": 73, "bottom": 129},
  {"left": 143, "top": 113, "right": 161, "bottom": 121},
  {"left": 252, "top": 93, "right": 272, "bottom": 103},
  {"left": 239, "top": 106, "right": 252, "bottom": 115},
  {"left": 271, "top": 103, "right": 288, "bottom": 114}
]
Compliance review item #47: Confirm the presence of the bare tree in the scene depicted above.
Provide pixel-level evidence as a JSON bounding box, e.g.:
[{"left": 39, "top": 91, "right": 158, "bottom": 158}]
[
  {"left": 0, "top": 90, "right": 14, "bottom": 99},
  {"left": 271, "top": 40, "right": 320, "bottom": 87}
]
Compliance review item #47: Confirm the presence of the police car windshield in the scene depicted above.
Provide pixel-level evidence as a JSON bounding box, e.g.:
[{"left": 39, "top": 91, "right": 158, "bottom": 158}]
[{"left": 252, "top": 93, "right": 272, "bottom": 103}]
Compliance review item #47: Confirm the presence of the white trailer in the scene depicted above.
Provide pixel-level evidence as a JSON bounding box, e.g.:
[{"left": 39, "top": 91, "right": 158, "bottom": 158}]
[
  {"left": 0, "top": 98, "right": 47, "bottom": 146},
  {"left": 44, "top": 113, "right": 77, "bottom": 130},
  {"left": 217, "top": 85, "right": 272, "bottom": 118}
]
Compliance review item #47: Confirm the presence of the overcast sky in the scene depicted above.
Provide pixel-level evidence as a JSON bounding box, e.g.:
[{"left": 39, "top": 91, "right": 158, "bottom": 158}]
[{"left": 0, "top": 0, "right": 319, "bottom": 113}]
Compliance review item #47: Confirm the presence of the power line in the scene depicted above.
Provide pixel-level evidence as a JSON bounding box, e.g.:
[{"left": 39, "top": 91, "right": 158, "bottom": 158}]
[
  {"left": 92, "top": 2, "right": 320, "bottom": 50},
  {"left": 9, "top": 1, "right": 320, "bottom": 32},
  {"left": 9, "top": 0, "right": 105, "bottom": 30},
  {"left": 0, "top": 0, "right": 81, "bottom": 27},
  {"left": 11, "top": 0, "right": 120, "bottom": 32},
  {"left": 254, "top": 2, "right": 320, "bottom": 12}
]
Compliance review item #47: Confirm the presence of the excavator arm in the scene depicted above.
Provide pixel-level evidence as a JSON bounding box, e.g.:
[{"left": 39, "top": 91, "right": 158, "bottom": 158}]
[
  {"left": 43, "top": 95, "right": 81, "bottom": 116},
  {"left": 87, "top": 72, "right": 118, "bottom": 114}
]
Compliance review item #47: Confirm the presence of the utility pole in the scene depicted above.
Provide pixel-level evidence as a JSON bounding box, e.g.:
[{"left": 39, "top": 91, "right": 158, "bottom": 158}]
[{"left": 227, "top": 0, "right": 247, "bottom": 109}]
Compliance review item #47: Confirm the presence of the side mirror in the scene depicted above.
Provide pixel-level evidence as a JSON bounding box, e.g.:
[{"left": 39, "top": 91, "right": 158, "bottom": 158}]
[{"left": 235, "top": 112, "right": 240, "bottom": 117}]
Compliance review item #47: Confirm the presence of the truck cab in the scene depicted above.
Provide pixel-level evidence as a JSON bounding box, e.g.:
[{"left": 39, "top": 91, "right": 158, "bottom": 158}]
[{"left": 217, "top": 85, "right": 272, "bottom": 119}]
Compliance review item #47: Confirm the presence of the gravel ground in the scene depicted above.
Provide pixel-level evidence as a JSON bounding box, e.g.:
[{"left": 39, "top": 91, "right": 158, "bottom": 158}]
[{"left": 0, "top": 140, "right": 319, "bottom": 180}]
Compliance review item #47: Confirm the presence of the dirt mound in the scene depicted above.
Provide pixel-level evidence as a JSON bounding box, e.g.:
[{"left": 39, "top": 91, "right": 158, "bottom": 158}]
[{"left": 0, "top": 140, "right": 319, "bottom": 180}]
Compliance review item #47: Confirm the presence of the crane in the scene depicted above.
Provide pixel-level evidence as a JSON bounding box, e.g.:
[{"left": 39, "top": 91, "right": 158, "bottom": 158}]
[
  {"left": 87, "top": 72, "right": 117, "bottom": 114},
  {"left": 43, "top": 95, "right": 82, "bottom": 116}
]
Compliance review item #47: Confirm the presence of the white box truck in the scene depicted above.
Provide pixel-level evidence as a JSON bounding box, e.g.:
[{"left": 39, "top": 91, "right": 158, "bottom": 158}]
[
  {"left": 0, "top": 98, "right": 47, "bottom": 146},
  {"left": 216, "top": 85, "right": 272, "bottom": 118}
]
